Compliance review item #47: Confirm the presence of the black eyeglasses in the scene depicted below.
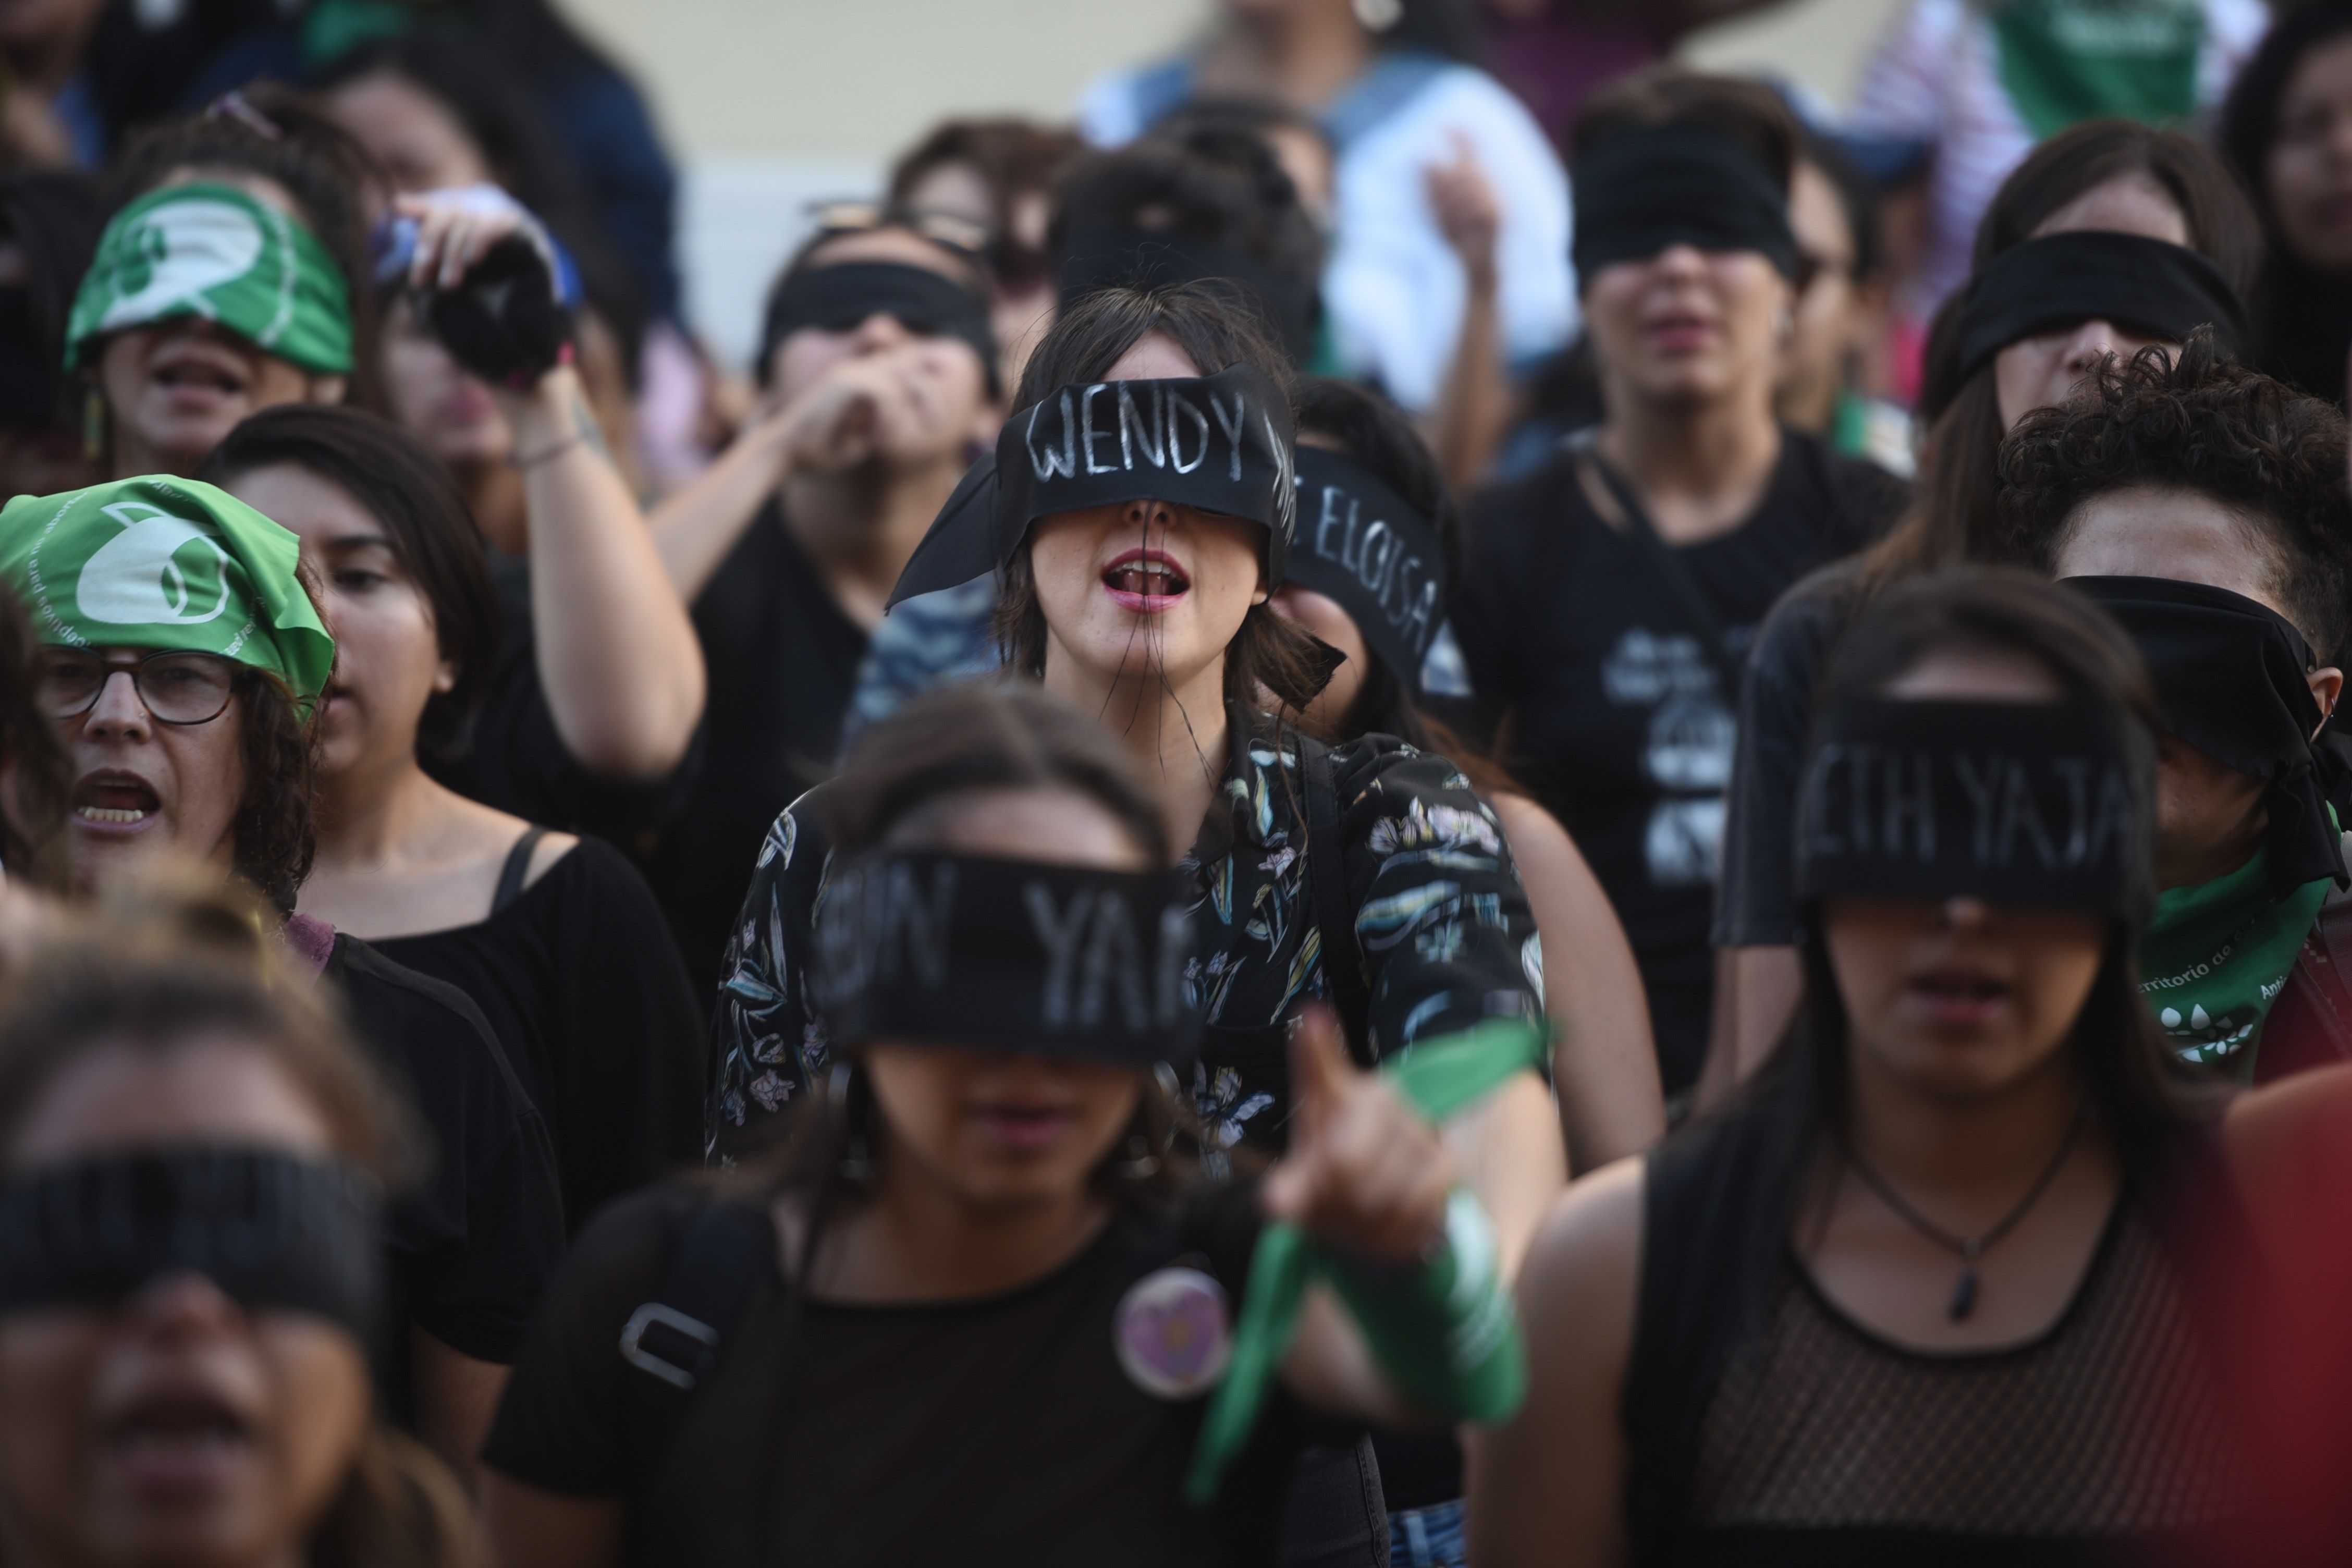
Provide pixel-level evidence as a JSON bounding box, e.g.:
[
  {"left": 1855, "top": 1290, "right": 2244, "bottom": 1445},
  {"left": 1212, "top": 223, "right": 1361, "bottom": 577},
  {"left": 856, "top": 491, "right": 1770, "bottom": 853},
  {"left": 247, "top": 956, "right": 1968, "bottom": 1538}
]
[{"left": 38, "top": 649, "right": 241, "bottom": 727}]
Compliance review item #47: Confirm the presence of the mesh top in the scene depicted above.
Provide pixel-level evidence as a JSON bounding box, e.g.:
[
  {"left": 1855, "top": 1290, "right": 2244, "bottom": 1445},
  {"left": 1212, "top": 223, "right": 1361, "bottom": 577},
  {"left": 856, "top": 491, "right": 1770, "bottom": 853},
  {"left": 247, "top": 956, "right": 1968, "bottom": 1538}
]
[{"left": 1686, "top": 1200, "right": 2247, "bottom": 1538}]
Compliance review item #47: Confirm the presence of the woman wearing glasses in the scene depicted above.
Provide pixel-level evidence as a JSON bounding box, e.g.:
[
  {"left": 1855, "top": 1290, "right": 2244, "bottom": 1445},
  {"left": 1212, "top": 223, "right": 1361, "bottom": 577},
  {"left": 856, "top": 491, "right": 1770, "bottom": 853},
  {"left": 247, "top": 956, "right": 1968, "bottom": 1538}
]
[
  {"left": 642, "top": 208, "right": 1005, "bottom": 998},
  {"left": 0, "top": 475, "right": 566, "bottom": 1482}
]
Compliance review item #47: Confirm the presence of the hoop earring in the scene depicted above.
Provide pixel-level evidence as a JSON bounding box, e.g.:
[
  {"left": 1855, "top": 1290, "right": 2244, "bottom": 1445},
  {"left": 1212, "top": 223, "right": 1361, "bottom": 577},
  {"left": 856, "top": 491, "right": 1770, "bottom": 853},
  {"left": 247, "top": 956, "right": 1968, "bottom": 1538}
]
[{"left": 828, "top": 1060, "right": 875, "bottom": 1184}]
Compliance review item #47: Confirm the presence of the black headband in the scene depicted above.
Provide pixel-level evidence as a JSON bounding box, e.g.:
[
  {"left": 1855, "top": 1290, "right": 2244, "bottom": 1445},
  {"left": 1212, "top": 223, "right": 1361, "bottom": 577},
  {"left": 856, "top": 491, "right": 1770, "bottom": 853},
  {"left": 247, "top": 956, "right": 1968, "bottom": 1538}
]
[
  {"left": 811, "top": 851, "right": 1201, "bottom": 1068},
  {"left": 2066, "top": 577, "right": 2349, "bottom": 896},
  {"left": 1795, "top": 699, "right": 2154, "bottom": 923},
  {"left": 886, "top": 364, "right": 1298, "bottom": 610},
  {"left": 1059, "top": 227, "right": 1318, "bottom": 369},
  {"left": 758, "top": 260, "right": 999, "bottom": 392},
  {"left": 1954, "top": 231, "right": 2244, "bottom": 385},
  {"left": 1571, "top": 124, "right": 1797, "bottom": 281},
  {"left": 0, "top": 1148, "right": 382, "bottom": 1342},
  {"left": 1287, "top": 445, "right": 1447, "bottom": 682}
]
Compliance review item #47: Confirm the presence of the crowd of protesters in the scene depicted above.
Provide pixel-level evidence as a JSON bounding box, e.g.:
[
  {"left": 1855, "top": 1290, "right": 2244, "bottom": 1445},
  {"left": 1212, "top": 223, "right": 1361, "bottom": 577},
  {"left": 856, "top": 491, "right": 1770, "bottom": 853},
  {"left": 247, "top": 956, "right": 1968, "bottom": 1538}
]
[{"left": 3, "top": 0, "right": 2352, "bottom": 1565}]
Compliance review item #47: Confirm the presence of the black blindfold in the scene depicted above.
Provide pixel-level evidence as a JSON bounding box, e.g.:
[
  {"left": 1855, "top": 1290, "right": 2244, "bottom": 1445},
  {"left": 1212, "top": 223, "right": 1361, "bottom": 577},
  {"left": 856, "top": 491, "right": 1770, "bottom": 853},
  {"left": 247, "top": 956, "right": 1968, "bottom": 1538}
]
[
  {"left": 886, "top": 364, "right": 1298, "bottom": 609},
  {"left": 2066, "top": 576, "right": 2348, "bottom": 896},
  {"left": 0, "top": 1148, "right": 382, "bottom": 1343},
  {"left": 758, "top": 260, "right": 999, "bottom": 394},
  {"left": 811, "top": 851, "right": 1202, "bottom": 1069},
  {"left": 1572, "top": 124, "right": 1798, "bottom": 281},
  {"left": 1954, "top": 231, "right": 2243, "bottom": 386},
  {"left": 1287, "top": 446, "right": 1447, "bottom": 683},
  {"left": 1795, "top": 699, "right": 2155, "bottom": 924},
  {"left": 1059, "top": 227, "right": 1319, "bottom": 369}
]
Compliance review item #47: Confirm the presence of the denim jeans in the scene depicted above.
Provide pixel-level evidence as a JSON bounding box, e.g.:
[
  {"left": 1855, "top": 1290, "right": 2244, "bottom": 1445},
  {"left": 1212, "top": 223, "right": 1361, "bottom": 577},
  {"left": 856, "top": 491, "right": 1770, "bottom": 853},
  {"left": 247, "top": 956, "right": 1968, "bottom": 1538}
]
[{"left": 1387, "top": 1498, "right": 1468, "bottom": 1567}]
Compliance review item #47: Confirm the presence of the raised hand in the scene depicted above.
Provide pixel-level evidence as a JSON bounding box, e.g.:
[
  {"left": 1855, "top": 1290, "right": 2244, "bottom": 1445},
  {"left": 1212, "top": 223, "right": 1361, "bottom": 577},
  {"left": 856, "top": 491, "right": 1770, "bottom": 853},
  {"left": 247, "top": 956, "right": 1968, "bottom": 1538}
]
[{"left": 1263, "top": 1007, "right": 1455, "bottom": 1265}]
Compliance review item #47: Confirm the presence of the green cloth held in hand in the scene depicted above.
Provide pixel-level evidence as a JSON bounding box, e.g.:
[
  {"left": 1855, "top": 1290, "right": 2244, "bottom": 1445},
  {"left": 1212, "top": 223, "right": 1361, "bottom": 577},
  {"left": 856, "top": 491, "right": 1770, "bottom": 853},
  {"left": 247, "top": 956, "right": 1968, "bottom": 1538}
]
[
  {"left": 1184, "top": 1016, "right": 1546, "bottom": 1505},
  {"left": 2139, "top": 841, "right": 2330, "bottom": 1077},
  {"left": 66, "top": 183, "right": 353, "bottom": 376},
  {"left": 0, "top": 477, "right": 336, "bottom": 712}
]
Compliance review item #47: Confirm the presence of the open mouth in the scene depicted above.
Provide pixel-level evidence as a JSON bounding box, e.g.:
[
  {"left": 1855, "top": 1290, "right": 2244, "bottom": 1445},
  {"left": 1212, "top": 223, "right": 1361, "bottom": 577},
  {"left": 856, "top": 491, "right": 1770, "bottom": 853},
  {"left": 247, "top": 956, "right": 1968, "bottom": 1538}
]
[
  {"left": 150, "top": 352, "right": 248, "bottom": 398},
  {"left": 1101, "top": 548, "right": 1190, "bottom": 612},
  {"left": 1646, "top": 311, "right": 1714, "bottom": 350},
  {"left": 1908, "top": 967, "right": 2010, "bottom": 1024},
  {"left": 101, "top": 1391, "right": 255, "bottom": 1494},
  {"left": 73, "top": 772, "right": 161, "bottom": 828}
]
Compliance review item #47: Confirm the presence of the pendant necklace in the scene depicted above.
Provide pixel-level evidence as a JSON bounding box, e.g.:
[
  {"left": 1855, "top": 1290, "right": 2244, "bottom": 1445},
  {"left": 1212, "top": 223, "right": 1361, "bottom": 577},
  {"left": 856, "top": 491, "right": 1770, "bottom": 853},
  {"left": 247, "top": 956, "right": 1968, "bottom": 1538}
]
[{"left": 1840, "top": 1096, "right": 2091, "bottom": 1322}]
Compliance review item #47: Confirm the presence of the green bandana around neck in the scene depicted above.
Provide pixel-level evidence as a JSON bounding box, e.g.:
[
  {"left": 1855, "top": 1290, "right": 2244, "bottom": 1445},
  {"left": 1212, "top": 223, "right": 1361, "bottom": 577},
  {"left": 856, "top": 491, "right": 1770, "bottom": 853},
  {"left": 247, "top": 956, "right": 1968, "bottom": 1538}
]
[
  {"left": 2138, "top": 843, "right": 2329, "bottom": 1078},
  {"left": 66, "top": 183, "right": 354, "bottom": 376},
  {"left": 0, "top": 477, "right": 335, "bottom": 712},
  {"left": 1992, "top": 0, "right": 2204, "bottom": 141},
  {"left": 1184, "top": 1016, "right": 1544, "bottom": 1504}
]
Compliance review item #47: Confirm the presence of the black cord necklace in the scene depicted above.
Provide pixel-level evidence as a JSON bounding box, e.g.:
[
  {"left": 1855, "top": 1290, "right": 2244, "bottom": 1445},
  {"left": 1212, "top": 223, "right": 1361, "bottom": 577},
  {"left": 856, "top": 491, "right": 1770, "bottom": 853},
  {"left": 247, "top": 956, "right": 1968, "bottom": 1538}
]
[{"left": 1840, "top": 1096, "right": 2092, "bottom": 1322}]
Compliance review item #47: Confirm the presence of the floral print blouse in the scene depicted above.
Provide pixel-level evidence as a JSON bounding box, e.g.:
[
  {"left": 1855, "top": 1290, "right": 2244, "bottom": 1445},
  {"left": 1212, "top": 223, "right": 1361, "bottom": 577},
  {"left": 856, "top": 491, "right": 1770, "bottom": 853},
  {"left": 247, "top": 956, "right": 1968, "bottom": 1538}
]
[{"left": 705, "top": 703, "right": 1545, "bottom": 1165}]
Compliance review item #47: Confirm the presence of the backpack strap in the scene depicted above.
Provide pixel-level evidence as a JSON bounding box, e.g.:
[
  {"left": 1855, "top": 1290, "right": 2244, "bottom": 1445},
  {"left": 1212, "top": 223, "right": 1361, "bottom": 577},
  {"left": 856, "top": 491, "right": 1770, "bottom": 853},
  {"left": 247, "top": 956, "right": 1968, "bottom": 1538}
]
[
  {"left": 1301, "top": 734, "right": 1376, "bottom": 1068},
  {"left": 618, "top": 1200, "right": 774, "bottom": 1496}
]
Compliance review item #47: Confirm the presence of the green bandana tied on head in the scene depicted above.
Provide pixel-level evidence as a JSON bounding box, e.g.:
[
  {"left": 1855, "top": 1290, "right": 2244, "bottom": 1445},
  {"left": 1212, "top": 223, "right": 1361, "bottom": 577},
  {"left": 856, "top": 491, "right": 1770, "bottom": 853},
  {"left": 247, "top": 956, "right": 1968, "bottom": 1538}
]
[
  {"left": 2138, "top": 843, "right": 2330, "bottom": 1079},
  {"left": 66, "top": 183, "right": 353, "bottom": 376},
  {"left": 0, "top": 477, "right": 335, "bottom": 714}
]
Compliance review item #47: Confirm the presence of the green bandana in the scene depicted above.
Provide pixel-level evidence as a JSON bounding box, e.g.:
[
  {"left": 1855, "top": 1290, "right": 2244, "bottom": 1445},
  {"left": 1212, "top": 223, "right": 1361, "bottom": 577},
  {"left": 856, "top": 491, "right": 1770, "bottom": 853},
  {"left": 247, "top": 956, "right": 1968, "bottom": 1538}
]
[
  {"left": 0, "top": 477, "right": 335, "bottom": 712},
  {"left": 1992, "top": 0, "right": 2204, "bottom": 141},
  {"left": 65, "top": 183, "right": 353, "bottom": 376},
  {"left": 2138, "top": 844, "right": 2329, "bottom": 1078},
  {"left": 1184, "top": 1016, "right": 1544, "bottom": 1504}
]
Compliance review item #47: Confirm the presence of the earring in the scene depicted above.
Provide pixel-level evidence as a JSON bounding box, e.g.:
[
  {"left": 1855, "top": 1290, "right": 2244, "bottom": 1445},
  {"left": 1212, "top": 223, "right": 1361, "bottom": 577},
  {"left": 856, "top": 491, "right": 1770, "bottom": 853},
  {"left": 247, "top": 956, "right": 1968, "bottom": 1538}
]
[
  {"left": 1353, "top": 0, "right": 1404, "bottom": 29},
  {"left": 1113, "top": 1133, "right": 1162, "bottom": 1181},
  {"left": 828, "top": 1060, "right": 875, "bottom": 1183}
]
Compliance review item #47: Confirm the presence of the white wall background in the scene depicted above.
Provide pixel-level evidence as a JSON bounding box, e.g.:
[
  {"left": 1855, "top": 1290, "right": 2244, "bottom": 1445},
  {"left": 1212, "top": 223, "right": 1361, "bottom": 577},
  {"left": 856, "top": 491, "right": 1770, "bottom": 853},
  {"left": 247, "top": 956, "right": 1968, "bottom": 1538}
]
[{"left": 558, "top": 0, "right": 1905, "bottom": 369}]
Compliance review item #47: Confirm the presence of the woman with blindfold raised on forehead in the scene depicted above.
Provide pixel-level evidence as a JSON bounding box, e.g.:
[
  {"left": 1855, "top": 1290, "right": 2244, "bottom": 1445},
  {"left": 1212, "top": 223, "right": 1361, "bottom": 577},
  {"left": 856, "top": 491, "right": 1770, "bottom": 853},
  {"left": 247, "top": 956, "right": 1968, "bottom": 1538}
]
[
  {"left": 0, "top": 885, "right": 476, "bottom": 1568},
  {"left": 1473, "top": 570, "right": 2275, "bottom": 1566},
  {"left": 483, "top": 683, "right": 1530, "bottom": 1567},
  {"left": 644, "top": 214, "right": 1003, "bottom": 1002},
  {"left": 710, "top": 283, "right": 1553, "bottom": 1288},
  {"left": 1710, "top": 121, "right": 2263, "bottom": 1097},
  {"left": 1454, "top": 68, "right": 1912, "bottom": 1104}
]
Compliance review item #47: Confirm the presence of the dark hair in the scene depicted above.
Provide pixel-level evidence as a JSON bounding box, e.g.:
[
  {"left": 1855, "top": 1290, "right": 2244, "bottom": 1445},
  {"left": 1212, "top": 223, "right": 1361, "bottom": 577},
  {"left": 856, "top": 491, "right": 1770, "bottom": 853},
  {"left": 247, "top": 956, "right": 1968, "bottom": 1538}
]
[
  {"left": 104, "top": 91, "right": 389, "bottom": 413},
  {"left": 888, "top": 117, "right": 1086, "bottom": 287},
  {"left": 1050, "top": 121, "right": 1325, "bottom": 302},
  {"left": 1570, "top": 65, "right": 1800, "bottom": 191},
  {"left": 0, "top": 582, "right": 69, "bottom": 891},
  {"left": 1365, "top": 0, "right": 1480, "bottom": 62},
  {"left": 997, "top": 283, "right": 1330, "bottom": 715},
  {"left": 1796, "top": 126, "right": 1882, "bottom": 282},
  {"left": 1869, "top": 122, "right": 2263, "bottom": 590},
  {"left": 824, "top": 681, "right": 1172, "bottom": 865},
  {"left": 1722, "top": 570, "right": 2209, "bottom": 1321},
  {"left": 232, "top": 670, "right": 320, "bottom": 917},
  {"left": 204, "top": 405, "right": 500, "bottom": 760},
  {"left": 1997, "top": 335, "right": 2352, "bottom": 662},
  {"left": 0, "top": 877, "right": 476, "bottom": 1568},
  {"left": 1288, "top": 377, "right": 1519, "bottom": 791},
  {"left": 0, "top": 171, "right": 107, "bottom": 431}
]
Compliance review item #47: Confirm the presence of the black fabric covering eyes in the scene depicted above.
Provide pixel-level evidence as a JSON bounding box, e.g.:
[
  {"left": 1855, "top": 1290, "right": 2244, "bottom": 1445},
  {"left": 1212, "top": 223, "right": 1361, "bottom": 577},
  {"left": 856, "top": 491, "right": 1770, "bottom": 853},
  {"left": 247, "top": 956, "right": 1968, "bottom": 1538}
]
[
  {"left": 758, "top": 261, "right": 999, "bottom": 392},
  {"left": 1953, "top": 231, "right": 2245, "bottom": 385},
  {"left": 1285, "top": 445, "right": 1447, "bottom": 682},
  {"left": 0, "top": 1148, "right": 382, "bottom": 1342},
  {"left": 1794, "top": 699, "right": 2154, "bottom": 923},
  {"left": 810, "top": 851, "right": 1202, "bottom": 1068},
  {"left": 886, "top": 363, "right": 1298, "bottom": 609},
  {"left": 2066, "top": 577, "right": 2349, "bottom": 898},
  {"left": 1058, "top": 227, "right": 1319, "bottom": 370},
  {"left": 1571, "top": 124, "right": 1798, "bottom": 281}
]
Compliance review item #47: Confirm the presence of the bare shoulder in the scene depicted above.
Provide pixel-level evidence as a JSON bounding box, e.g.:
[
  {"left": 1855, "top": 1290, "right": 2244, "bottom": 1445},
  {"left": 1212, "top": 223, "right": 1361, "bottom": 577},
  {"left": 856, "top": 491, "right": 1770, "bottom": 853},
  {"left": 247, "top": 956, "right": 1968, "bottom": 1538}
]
[{"left": 1490, "top": 792, "right": 1583, "bottom": 874}]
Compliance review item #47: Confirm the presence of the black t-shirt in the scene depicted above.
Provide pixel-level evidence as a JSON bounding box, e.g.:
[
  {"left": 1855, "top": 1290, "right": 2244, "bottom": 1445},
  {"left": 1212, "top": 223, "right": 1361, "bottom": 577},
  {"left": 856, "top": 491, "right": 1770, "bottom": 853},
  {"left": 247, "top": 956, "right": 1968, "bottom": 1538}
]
[
  {"left": 375, "top": 837, "right": 707, "bottom": 1234},
  {"left": 322, "top": 933, "right": 567, "bottom": 1419},
  {"left": 1455, "top": 432, "right": 1905, "bottom": 1094},
  {"left": 644, "top": 503, "right": 868, "bottom": 1009},
  {"left": 425, "top": 552, "right": 695, "bottom": 846},
  {"left": 1713, "top": 559, "right": 1869, "bottom": 952},
  {"left": 483, "top": 1180, "right": 1309, "bottom": 1567}
]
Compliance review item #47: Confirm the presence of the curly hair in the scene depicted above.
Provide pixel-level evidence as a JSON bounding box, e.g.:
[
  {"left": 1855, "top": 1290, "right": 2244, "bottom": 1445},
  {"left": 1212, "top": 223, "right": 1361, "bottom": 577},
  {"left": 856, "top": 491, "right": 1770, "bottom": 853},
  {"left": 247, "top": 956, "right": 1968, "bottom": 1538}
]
[
  {"left": 1996, "top": 333, "right": 2352, "bottom": 663},
  {"left": 231, "top": 672, "right": 321, "bottom": 916}
]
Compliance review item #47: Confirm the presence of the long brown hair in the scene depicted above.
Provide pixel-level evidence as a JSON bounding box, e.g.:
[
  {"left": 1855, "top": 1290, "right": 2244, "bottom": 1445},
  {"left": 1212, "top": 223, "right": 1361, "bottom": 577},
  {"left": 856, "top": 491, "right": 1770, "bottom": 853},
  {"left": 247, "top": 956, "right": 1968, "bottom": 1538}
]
[
  {"left": 1869, "top": 121, "right": 2263, "bottom": 586},
  {"left": 0, "top": 878, "right": 474, "bottom": 1568},
  {"left": 995, "top": 281, "right": 1331, "bottom": 715}
]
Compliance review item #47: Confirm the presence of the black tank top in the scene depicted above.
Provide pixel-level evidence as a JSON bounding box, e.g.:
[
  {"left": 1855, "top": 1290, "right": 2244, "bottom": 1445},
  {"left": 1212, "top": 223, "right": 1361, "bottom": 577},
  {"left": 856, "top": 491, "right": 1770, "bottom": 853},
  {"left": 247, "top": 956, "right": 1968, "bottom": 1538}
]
[{"left": 1622, "top": 1106, "right": 2250, "bottom": 1566}]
